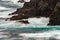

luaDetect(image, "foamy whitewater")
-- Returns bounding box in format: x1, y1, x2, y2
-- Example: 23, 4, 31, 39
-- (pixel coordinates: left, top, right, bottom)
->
0, 0, 60, 40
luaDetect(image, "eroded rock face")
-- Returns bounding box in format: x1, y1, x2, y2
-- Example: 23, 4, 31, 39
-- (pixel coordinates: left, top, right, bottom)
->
9, 0, 59, 25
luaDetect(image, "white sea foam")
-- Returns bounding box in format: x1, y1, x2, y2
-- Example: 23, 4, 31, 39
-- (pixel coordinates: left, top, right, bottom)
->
19, 30, 60, 39
24, 0, 30, 2
0, 8, 16, 18
0, 7, 11, 10
0, 35, 9, 38
2, 0, 19, 3
0, 17, 50, 27
28, 17, 49, 26
0, 21, 16, 27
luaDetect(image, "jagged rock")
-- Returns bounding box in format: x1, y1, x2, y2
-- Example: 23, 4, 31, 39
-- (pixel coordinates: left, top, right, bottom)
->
9, 0, 59, 25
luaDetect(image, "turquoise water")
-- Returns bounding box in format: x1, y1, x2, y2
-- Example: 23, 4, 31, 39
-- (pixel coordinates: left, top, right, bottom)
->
0, 25, 60, 34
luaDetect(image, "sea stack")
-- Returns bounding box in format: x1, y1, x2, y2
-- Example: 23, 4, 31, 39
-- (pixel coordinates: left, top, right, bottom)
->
9, 0, 60, 25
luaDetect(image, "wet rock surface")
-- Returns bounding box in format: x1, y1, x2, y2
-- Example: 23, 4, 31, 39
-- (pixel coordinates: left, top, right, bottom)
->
9, 0, 60, 25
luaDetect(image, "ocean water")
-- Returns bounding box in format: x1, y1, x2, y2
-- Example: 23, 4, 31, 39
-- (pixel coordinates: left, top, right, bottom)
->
0, 0, 60, 40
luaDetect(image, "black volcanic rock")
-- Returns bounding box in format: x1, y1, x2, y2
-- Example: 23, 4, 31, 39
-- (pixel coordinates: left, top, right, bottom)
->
9, 0, 59, 25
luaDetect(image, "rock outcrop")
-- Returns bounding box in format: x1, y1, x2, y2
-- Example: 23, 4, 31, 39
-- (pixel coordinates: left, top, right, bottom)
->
48, 2, 60, 25
8, 0, 60, 25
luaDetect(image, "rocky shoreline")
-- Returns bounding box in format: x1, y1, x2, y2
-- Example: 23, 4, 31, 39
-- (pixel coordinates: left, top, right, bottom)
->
9, 0, 60, 25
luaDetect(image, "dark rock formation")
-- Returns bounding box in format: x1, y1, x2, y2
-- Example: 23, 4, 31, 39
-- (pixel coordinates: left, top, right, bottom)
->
9, 0, 60, 25
48, 3, 60, 25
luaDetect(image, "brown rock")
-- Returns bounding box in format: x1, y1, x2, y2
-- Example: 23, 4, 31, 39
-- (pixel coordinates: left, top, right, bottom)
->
9, 0, 59, 24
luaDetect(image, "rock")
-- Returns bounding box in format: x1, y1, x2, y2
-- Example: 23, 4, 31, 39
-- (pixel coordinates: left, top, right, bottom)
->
48, 6, 60, 25
9, 0, 59, 24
